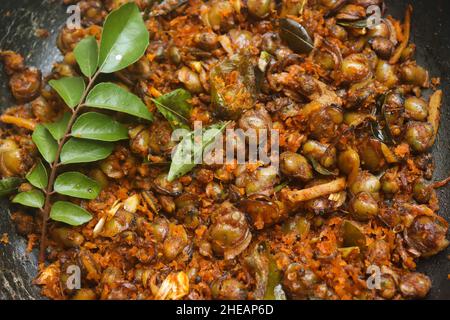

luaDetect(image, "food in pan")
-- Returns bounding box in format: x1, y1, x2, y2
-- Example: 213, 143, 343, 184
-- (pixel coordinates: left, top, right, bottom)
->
0, 0, 448, 300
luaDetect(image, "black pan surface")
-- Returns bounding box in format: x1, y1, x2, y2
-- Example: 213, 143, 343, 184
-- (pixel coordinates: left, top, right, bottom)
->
0, 0, 449, 300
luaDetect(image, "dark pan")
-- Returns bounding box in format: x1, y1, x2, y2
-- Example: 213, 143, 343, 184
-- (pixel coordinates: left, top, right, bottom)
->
0, 0, 449, 299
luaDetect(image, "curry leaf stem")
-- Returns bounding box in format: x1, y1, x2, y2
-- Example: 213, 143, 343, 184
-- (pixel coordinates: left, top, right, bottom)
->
38, 70, 100, 263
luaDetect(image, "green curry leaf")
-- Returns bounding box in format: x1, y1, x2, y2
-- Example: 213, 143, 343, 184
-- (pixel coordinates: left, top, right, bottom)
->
98, 2, 149, 73
54, 172, 100, 200
74, 36, 99, 77
50, 201, 93, 226
32, 125, 58, 164
12, 190, 45, 208
49, 77, 85, 109
26, 159, 48, 189
60, 138, 114, 164
85, 82, 153, 121
71, 112, 128, 141
43, 112, 71, 141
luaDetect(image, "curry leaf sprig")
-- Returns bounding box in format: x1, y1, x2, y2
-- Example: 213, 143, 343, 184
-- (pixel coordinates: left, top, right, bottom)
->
9, 3, 151, 262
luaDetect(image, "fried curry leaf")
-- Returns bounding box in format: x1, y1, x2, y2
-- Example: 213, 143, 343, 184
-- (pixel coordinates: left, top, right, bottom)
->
244, 242, 285, 300
152, 88, 192, 130
279, 18, 314, 54
0, 177, 24, 197
54, 172, 100, 200
26, 159, 48, 189
210, 54, 257, 120
32, 125, 58, 164
258, 51, 272, 73
86, 82, 153, 121
43, 112, 71, 141
50, 201, 92, 226
370, 93, 395, 144
168, 122, 229, 181
12, 190, 45, 208
60, 138, 114, 164
49, 77, 85, 109
74, 36, 99, 77
264, 255, 283, 300
98, 2, 149, 73
370, 119, 391, 143
309, 157, 338, 176
342, 220, 366, 250
337, 19, 368, 28
71, 112, 128, 141
274, 180, 290, 193
338, 246, 360, 258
